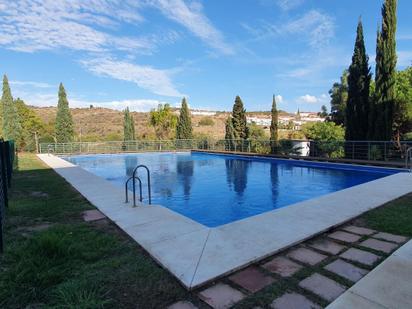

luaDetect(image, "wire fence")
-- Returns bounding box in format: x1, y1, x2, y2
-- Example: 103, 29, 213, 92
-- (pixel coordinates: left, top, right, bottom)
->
41, 139, 412, 167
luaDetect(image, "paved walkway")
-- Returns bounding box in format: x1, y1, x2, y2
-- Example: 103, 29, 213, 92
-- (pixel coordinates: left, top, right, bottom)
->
168, 225, 409, 308
327, 239, 412, 309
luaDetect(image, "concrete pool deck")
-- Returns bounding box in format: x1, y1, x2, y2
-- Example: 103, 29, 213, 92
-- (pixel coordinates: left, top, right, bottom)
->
37, 154, 412, 289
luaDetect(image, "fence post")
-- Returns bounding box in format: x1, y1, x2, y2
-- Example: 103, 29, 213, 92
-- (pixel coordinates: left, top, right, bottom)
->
367, 142, 370, 160
352, 142, 355, 159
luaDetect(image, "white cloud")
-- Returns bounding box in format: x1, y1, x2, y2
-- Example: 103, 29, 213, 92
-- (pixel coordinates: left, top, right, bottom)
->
283, 10, 335, 47
11, 87, 168, 111
298, 94, 328, 104
148, 0, 233, 55
299, 94, 318, 103
72, 99, 164, 111
10, 80, 54, 88
398, 51, 412, 67
81, 58, 184, 97
398, 34, 412, 41
0, 0, 151, 53
244, 10, 335, 48
275, 95, 283, 104
276, 0, 305, 11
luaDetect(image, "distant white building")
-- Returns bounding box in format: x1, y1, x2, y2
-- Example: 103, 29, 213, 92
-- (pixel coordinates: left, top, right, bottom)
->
191, 110, 216, 116
246, 116, 271, 126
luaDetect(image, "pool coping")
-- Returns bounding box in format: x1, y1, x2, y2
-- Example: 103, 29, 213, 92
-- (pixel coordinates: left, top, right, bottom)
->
37, 153, 412, 290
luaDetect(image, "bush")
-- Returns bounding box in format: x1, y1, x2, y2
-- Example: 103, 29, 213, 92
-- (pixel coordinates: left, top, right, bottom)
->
198, 117, 214, 126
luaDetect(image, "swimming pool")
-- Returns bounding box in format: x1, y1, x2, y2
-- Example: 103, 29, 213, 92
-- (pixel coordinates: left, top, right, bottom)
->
63, 152, 400, 227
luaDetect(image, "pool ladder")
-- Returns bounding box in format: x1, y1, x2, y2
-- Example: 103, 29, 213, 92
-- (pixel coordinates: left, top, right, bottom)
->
406, 147, 412, 172
125, 165, 152, 206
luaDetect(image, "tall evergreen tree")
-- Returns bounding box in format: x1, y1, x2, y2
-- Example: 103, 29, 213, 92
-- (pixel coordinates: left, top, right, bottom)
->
345, 19, 371, 140
54, 83, 74, 143
123, 107, 135, 141
176, 97, 193, 139
270, 95, 279, 153
329, 70, 349, 126
372, 0, 397, 140
2, 75, 22, 141
225, 116, 235, 150
231, 96, 249, 140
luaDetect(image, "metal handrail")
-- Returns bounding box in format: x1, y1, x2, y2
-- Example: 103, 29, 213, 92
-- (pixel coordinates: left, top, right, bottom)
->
125, 175, 142, 206
406, 147, 412, 171
125, 164, 152, 206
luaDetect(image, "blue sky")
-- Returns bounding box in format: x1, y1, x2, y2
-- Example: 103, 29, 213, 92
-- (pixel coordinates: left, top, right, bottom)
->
1, 0, 411, 113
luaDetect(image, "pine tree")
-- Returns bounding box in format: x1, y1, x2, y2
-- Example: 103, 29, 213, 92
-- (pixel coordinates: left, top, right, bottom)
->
2, 75, 22, 141
123, 107, 135, 141
176, 97, 193, 139
270, 95, 279, 153
372, 0, 397, 140
231, 96, 249, 140
346, 19, 371, 140
54, 83, 74, 143
225, 116, 235, 150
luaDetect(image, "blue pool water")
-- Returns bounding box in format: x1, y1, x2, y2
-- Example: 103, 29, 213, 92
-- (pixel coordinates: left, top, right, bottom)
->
63, 152, 400, 227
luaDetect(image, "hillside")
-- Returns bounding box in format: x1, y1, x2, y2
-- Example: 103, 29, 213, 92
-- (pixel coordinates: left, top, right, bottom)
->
32, 106, 231, 141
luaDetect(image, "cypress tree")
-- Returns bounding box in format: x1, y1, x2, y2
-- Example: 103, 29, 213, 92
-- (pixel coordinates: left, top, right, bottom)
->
2, 75, 22, 141
373, 0, 397, 140
176, 97, 193, 139
54, 83, 74, 143
123, 107, 135, 141
270, 95, 279, 153
231, 96, 249, 140
131, 114, 136, 140
345, 19, 371, 140
225, 116, 235, 150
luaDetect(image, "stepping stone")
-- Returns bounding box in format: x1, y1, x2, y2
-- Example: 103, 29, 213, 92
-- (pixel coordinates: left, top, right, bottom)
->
299, 273, 346, 302
360, 238, 398, 253
373, 232, 408, 244
270, 292, 321, 309
198, 283, 245, 309
82, 210, 106, 222
339, 248, 380, 266
262, 256, 303, 277
287, 247, 327, 266
342, 225, 376, 236
228, 266, 275, 293
168, 301, 198, 309
309, 239, 346, 255
324, 259, 368, 282
328, 231, 362, 243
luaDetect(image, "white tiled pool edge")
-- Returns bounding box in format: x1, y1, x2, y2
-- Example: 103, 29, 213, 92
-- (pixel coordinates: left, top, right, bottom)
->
327, 240, 412, 308
37, 154, 412, 289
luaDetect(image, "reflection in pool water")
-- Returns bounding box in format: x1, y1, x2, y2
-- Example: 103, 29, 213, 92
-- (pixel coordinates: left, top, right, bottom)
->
64, 152, 398, 227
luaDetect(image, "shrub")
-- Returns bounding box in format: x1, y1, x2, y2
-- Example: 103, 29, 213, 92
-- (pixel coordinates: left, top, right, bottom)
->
198, 117, 214, 126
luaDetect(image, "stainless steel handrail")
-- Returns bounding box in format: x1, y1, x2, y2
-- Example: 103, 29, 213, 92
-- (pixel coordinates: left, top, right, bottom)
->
125, 164, 152, 206
125, 175, 142, 206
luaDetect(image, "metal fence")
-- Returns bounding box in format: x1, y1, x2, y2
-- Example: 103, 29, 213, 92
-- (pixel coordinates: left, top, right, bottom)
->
0, 140, 15, 254
40, 139, 412, 167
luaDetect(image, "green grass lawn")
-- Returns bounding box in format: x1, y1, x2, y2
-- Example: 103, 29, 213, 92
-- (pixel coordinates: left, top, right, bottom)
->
0, 153, 411, 308
0, 154, 201, 309
361, 192, 412, 237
